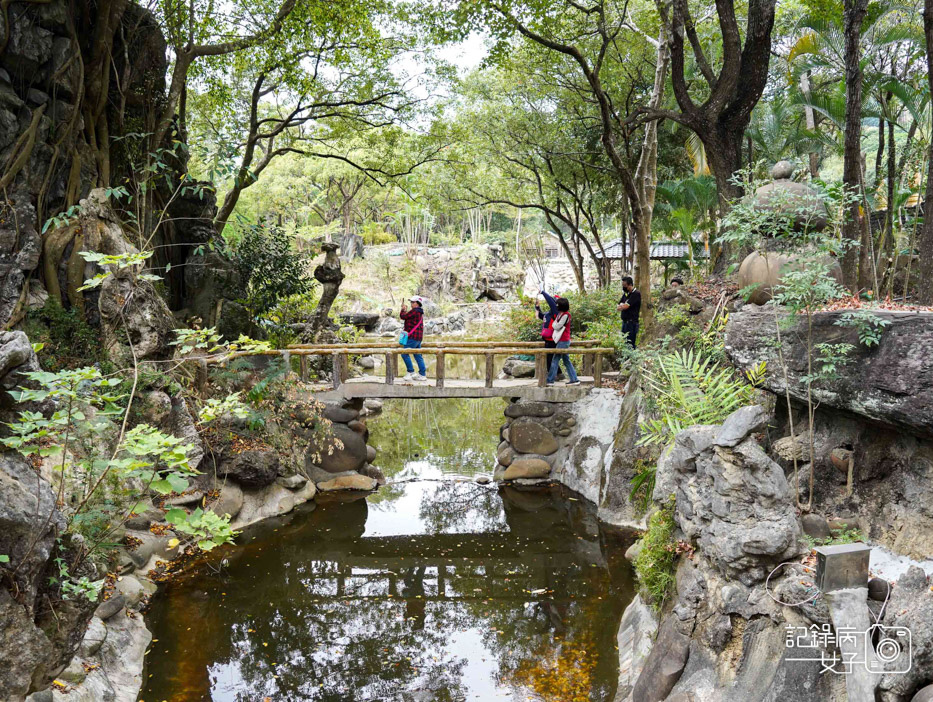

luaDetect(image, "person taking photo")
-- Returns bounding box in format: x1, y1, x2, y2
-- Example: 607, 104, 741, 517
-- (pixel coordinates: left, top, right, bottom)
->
399, 296, 427, 382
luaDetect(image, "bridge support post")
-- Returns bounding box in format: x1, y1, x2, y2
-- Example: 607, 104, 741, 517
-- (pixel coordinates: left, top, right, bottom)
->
582, 353, 594, 377
385, 352, 395, 385
331, 353, 344, 390
484, 353, 494, 388
594, 353, 603, 388
282, 350, 291, 375
535, 352, 547, 387
339, 352, 349, 384
436, 351, 445, 388
299, 354, 308, 382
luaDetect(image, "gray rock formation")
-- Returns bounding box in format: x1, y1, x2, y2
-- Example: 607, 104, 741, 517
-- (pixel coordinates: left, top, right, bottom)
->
654, 405, 802, 585
308, 421, 368, 474
0, 452, 98, 700
217, 449, 281, 488
496, 389, 650, 529
0, 452, 64, 609
42, 189, 176, 362
726, 307, 933, 439
728, 306, 933, 560
877, 567, 933, 701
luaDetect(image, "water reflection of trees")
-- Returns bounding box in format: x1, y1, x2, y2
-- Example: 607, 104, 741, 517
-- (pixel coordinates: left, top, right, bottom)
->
367, 399, 504, 478
141, 484, 635, 702
416, 481, 505, 533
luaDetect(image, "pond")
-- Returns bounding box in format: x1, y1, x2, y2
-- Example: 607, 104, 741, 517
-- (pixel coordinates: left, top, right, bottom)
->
139, 399, 636, 701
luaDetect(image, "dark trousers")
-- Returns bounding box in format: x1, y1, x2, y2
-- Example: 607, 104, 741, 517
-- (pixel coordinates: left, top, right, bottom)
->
622, 321, 639, 348
544, 339, 557, 373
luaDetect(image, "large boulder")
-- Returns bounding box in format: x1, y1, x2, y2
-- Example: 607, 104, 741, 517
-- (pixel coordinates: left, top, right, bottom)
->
502, 458, 551, 480
308, 422, 368, 474
0, 330, 44, 419
748, 161, 828, 232
502, 358, 536, 378
655, 405, 802, 585
737, 251, 842, 306
42, 190, 176, 362
337, 312, 380, 331
0, 452, 64, 607
726, 307, 933, 439
877, 567, 933, 700
0, 588, 50, 700
217, 449, 280, 488
0, 189, 41, 327
509, 419, 559, 456
168, 397, 203, 471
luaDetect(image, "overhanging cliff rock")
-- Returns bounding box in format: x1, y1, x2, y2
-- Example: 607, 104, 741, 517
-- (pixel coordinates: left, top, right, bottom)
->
724, 306, 933, 439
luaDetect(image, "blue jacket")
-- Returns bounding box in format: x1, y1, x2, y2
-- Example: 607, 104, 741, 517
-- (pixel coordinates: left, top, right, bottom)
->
536, 292, 558, 331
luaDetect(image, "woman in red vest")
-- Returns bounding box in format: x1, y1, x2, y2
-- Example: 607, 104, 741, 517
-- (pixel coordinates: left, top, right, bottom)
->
545, 298, 580, 386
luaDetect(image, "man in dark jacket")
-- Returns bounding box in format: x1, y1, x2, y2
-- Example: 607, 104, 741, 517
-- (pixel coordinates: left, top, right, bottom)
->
617, 276, 641, 348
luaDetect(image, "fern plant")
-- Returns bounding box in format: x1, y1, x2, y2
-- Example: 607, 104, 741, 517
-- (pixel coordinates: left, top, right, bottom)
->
638, 349, 765, 447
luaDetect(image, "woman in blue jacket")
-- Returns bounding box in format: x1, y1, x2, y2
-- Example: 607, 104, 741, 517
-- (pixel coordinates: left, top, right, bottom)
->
535, 290, 559, 376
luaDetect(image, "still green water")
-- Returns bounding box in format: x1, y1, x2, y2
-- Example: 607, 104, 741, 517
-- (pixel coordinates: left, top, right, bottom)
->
139, 399, 635, 701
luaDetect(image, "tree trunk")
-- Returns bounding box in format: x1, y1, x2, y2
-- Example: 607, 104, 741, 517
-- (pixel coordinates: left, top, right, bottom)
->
801, 71, 820, 177
884, 116, 896, 296
841, 0, 868, 291
918, 0, 933, 303
704, 128, 745, 272
630, 10, 671, 330
857, 156, 875, 293
874, 115, 885, 192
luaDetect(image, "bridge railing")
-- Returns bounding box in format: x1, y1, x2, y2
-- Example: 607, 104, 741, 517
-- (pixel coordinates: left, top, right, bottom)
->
195, 343, 614, 395
286, 339, 602, 349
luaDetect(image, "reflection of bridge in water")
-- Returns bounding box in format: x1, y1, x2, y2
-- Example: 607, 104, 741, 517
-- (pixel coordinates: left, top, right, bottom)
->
298, 530, 606, 602
142, 483, 636, 701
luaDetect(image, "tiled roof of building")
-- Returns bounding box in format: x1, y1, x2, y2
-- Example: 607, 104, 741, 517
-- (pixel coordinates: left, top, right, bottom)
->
595, 238, 710, 260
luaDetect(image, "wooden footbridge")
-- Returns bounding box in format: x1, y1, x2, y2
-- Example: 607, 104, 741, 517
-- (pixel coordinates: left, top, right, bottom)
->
195, 339, 616, 402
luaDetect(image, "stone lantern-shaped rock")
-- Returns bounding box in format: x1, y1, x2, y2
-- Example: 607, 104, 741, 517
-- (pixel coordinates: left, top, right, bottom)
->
737, 161, 840, 304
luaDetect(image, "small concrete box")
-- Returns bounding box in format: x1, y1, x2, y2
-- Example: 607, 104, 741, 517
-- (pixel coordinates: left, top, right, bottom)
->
814, 543, 870, 592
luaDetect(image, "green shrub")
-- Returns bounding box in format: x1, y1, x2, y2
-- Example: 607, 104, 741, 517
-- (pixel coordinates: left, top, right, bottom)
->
360, 222, 396, 245
504, 300, 544, 341
503, 286, 624, 345
803, 528, 864, 550
629, 460, 656, 514
229, 220, 315, 318
267, 290, 322, 327
638, 348, 765, 447
634, 504, 678, 610
562, 285, 622, 336
23, 302, 104, 371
